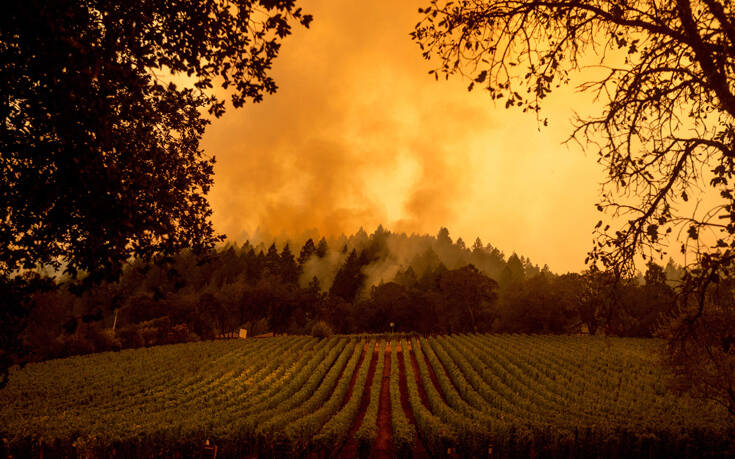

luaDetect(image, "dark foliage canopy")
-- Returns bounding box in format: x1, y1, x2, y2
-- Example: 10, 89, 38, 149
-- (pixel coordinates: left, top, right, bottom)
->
0, 0, 311, 385
1, 0, 312, 282
22, 229, 680, 366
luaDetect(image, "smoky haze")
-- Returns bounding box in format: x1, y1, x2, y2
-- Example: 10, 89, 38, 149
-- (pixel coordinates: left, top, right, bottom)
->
203, 0, 605, 273
242, 227, 519, 297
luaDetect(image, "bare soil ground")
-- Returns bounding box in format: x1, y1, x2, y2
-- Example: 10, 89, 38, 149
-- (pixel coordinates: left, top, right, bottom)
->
372, 347, 393, 459
340, 345, 367, 412
409, 347, 437, 407
397, 350, 430, 459
337, 345, 378, 458
422, 353, 448, 404
424, 348, 462, 401
256, 340, 446, 459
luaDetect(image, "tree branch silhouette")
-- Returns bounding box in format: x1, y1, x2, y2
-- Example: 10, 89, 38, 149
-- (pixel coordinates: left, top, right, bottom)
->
413, 0, 735, 414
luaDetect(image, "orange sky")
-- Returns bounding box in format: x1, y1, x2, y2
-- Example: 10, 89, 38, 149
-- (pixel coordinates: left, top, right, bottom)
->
202, 0, 606, 273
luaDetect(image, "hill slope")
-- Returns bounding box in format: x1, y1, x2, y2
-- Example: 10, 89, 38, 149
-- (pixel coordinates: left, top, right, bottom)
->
1, 335, 732, 457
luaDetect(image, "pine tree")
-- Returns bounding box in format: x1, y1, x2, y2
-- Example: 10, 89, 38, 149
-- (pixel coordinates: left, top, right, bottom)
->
316, 237, 328, 258
265, 243, 280, 277
437, 227, 452, 246
298, 238, 316, 265
308, 275, 322, 294
329, 249, 366, 302
394, 266, 418, 287
280, 244, 300, 284
500, 253, 525, 287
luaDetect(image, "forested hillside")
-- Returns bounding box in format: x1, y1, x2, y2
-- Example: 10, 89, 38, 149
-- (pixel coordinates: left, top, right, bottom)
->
22, 227, 686, 362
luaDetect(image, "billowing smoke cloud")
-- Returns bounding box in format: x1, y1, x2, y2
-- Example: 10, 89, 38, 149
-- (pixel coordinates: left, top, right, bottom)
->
203, 0, 605, 273
204, 0, 488, 238
300, 248, 346, 291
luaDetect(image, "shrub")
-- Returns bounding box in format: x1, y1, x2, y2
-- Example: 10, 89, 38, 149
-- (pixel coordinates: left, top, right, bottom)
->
116, 326, 144, 348
311, 320, 334, 338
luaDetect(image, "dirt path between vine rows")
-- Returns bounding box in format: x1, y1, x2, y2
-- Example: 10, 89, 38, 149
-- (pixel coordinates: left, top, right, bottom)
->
397, 349, 430, 459
372, 344, 393, 458
410, 341, 461, 459
420, 347, 448, 404
339, 344, 367, 412
424, 343, 463, 403
337, 344, 378, 458
409, 346, 439, 407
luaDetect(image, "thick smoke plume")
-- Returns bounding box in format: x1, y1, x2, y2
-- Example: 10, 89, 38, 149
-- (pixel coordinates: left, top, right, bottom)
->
203, 0, 604, 273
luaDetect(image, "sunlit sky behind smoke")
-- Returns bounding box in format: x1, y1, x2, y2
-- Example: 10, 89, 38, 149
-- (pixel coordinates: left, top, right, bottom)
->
203, 0, 606, 273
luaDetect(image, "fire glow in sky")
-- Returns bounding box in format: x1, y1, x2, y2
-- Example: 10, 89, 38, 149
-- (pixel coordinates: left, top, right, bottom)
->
204, 0, 605, 273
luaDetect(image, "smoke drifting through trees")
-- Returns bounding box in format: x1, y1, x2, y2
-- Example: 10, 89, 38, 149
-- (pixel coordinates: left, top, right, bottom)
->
244, 226, 511, 297
203, 0, 603, 275
18, 225, 686, 365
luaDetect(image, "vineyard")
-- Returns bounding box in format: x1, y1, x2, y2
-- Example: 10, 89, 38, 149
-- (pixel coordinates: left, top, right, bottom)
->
1, 334, 733, 458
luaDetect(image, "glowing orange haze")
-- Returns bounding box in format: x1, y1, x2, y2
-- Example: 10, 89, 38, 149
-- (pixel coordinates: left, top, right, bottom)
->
202, 0, 605, 273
